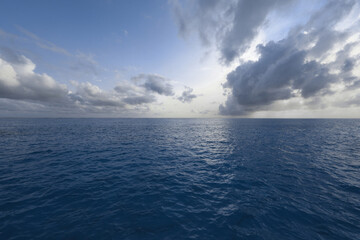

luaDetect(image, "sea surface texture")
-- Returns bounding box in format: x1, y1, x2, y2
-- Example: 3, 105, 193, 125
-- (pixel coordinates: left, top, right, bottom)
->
0, 119, 359, 239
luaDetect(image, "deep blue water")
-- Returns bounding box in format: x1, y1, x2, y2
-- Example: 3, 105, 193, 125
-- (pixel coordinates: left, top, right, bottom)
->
0, 118, 360, 239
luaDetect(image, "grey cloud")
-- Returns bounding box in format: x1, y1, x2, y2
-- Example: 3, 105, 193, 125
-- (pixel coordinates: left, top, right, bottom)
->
331, 42, 360, 80
304, 1, 356, 59
68, 78, 168, 110
171, 0, 190, 38
171, 0, 231, 46
342, 59, 355, 72
219, 0, 360, 115
309, 30, 347, 58
0, 98, 71, 118
1, 28, 175, 115
347, 80, 360, 90
220, 40, 357, 115
72, 74, 176, 109
123, 95, 155, 105
71, 82, 124, 107
172, 0, 294, 63
219, 95, 256, 116
305, 0, 356, 30
132, 74, 174, 96
173, 0, 360, 115
0, 47, 27, 64
178, 87, 197, 103
220, 0, 294, 63
114, 83, 136, 94
115, 73, 176, 105
0, 48, 176, 116
344, 94, 360, 106
191, 108, 211, 115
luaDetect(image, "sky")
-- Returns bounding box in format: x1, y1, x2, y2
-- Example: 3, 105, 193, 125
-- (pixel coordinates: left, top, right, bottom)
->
0, 0, 360, 118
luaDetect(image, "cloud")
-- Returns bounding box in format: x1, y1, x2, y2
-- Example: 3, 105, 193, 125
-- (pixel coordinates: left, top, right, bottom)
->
70, 77, 172, 109
71, 73, 176, 109
0, 29, 18, 40
219, 0, 295, 64
220, 1, 360, 115
219, 39, 342, 115
131, 74, 174, 96
0, 47, 181, 116
344, 93, 360, 106
70, 82, 124, 107
173, 0, 360, 116
178, 86, 197, 103
171, 0, 228, 46
114, 81, 157, 105
15, 25, 71, 56
0, 48, 69, 102
123, 95, 155, 105
171, 0, 294, 63
9, 26, 102, 77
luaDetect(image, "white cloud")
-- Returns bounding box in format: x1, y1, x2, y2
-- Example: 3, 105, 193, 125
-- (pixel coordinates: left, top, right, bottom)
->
0, 48, 196, 116
0, 51, 68, 102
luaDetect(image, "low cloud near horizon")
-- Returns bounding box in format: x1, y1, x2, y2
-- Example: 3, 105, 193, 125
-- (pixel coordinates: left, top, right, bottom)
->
0, 47, 193, 117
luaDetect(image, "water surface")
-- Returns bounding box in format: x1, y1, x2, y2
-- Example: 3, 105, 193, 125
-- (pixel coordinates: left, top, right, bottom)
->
0, 119, 359, 239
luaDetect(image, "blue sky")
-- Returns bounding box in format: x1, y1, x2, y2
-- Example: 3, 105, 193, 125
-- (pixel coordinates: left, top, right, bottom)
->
0, 0, 185, 83
0, 0, 360, 117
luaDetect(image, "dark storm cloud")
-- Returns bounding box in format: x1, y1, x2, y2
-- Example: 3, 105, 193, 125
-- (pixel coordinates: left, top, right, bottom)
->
178, 87, 197, 103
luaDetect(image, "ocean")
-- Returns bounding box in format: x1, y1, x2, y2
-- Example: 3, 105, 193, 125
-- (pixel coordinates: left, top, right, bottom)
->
0, 118, 359, 239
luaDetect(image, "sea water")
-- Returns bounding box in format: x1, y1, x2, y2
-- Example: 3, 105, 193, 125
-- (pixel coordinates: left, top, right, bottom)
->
0, 118, 359, 239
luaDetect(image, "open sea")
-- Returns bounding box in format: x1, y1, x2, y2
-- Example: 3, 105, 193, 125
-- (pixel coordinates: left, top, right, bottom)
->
0, 118, 359, 239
